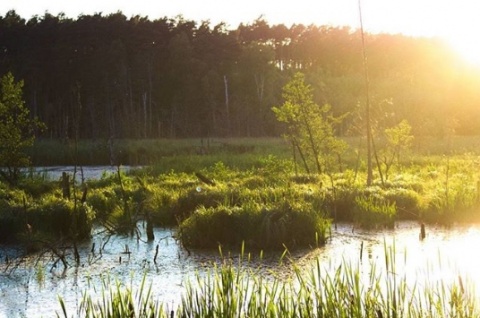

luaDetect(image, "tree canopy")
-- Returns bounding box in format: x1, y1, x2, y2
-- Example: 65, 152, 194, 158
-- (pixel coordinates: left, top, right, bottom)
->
273, 72, 347, 174
0, 72, 44, 185
1, 10, 479, 140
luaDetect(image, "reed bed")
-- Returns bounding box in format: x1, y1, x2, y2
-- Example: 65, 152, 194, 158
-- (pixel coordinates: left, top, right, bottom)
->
58, 275, 167, 318
60, 243, 479, 318
4, 150, 480, 245
180, 245, 479, 317
5, 136, 480, 245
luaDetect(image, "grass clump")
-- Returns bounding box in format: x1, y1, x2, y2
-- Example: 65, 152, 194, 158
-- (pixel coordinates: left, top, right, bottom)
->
0, 184, 95, 244
27, 194, 95, 240
178, 198, 330, 250
59, 275, 168, 318
6, 138, 480, 247
353, 195, 396, 229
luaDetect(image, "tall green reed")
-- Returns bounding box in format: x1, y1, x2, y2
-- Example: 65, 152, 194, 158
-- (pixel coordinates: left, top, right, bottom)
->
353, 195, 396, 229
178, 242, 479, 317
58, 274, 168, 318
58, 241, 479, 317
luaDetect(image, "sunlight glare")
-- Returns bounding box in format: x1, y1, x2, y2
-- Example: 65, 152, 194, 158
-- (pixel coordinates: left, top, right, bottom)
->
440, 10, 480, 68
447, 36, 480, 67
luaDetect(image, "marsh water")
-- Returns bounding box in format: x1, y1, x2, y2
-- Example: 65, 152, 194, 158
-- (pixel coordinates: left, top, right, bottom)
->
2, 221, 480, 317
2, 167, 480, 317
25, 165, 136, 181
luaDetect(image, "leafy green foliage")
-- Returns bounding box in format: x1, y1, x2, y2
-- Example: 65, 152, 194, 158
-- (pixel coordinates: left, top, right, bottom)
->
377, 119, 414, 183
1, 11, 479, 140
0, 72, 45, 185
273, 72, 348, 174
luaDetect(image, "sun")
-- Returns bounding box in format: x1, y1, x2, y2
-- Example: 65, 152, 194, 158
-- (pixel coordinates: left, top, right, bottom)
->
437, 17, 480, 67
446, 36, 480, 67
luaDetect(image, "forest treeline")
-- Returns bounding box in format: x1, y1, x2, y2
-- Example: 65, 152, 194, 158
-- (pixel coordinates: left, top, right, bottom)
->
1, 10, 480, 139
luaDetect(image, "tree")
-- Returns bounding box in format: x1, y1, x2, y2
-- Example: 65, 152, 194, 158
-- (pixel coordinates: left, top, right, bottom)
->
272, 72, 347, 174
234, 41, 278, 136
378, 119, 414, 182
0, 72, 45, 185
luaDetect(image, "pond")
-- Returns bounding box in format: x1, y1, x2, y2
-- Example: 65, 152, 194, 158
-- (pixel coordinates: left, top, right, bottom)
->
25, 165, 137, 181
2, 221, 480, 317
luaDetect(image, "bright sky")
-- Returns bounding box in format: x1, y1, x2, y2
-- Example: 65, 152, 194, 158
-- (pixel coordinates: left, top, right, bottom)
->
2, 0, 480, 64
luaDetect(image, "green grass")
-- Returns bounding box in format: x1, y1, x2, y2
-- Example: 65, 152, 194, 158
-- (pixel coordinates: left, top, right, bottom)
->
4, 136, 480, 246
59, 275, 167, 318
60, 243, 480, 317
25, 135, 480, 167
353, 195, 396, 229
3, 153, 480, 246
27, 137, 291, 166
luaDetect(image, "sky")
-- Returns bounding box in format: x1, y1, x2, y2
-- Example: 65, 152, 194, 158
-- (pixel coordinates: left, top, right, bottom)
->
2, 0, 480, 64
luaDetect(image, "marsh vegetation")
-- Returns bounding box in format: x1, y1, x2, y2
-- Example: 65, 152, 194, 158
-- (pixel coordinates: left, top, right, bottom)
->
2, 15, 480, 313
1, 136, 480, 316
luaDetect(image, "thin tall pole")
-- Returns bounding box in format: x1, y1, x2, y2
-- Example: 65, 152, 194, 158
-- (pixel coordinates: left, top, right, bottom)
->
358, 0, 373, 186
224, 75, 231, 136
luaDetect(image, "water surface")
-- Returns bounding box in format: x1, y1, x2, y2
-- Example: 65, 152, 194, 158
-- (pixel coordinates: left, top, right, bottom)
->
1, 221, 480, 317
27, 165, 136, 181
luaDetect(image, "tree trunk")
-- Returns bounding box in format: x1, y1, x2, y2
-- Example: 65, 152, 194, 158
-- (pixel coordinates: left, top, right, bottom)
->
359, 0, 373, 186
224, 75, 231, 136
143, 92, 147, 138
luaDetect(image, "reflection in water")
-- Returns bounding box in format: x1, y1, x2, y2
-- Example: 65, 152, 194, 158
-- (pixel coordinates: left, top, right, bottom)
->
1, 221, 480, 317
26, 166, 136, 181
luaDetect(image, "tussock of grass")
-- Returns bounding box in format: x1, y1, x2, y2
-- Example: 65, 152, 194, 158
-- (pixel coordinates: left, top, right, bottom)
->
6, 138, 480, 245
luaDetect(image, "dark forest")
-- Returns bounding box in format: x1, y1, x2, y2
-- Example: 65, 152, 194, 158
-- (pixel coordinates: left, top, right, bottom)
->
1, 10, 479, 140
